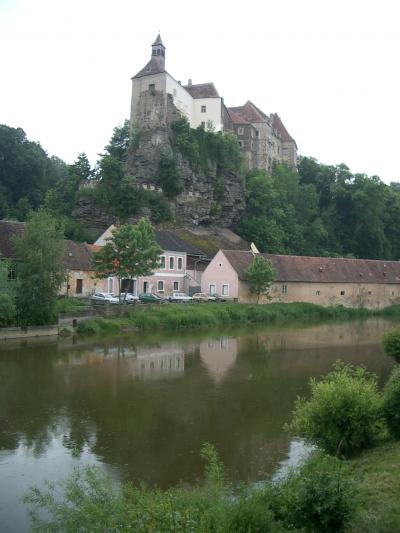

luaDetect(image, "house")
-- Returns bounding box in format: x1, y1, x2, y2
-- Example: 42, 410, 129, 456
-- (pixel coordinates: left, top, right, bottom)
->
130, 34, 297, 172
0, 220, 98, 298
201, 249, 400, 309
93, 225, 207, 296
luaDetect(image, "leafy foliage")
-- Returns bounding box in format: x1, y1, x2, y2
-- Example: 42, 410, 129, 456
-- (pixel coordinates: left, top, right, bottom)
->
0, 293, 16, 326
12, 210, 66, 325
92, 219, 162, 299
238, 157, 400, 260
383, 365, 400, 439
381, 327, 400, 362
0, 125, 68, 219
246, 255, 275, 303
156, 155, 183, 198
289, 362, 385, 457
271, 452, 357, 532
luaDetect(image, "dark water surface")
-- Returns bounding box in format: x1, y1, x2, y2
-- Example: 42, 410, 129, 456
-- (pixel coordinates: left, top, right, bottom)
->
0, 318, 396, 532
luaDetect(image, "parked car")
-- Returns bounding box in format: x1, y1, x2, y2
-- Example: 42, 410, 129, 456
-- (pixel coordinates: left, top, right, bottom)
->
168, 292, 192, 303
91, 292, 120, 305
138, 293, 167, 304
192, 293, 217, 302
116, 292, 139, 303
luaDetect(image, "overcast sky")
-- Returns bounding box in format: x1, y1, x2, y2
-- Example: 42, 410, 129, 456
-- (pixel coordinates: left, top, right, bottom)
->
1, 0, 399, 182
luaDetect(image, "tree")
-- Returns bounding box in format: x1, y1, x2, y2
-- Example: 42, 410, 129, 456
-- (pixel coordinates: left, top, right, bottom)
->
12, 210, 66, 326
245, 255, 275, 303
92, 219, 162, 301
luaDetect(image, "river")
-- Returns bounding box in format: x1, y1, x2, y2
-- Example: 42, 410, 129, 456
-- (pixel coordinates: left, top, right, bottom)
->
0, 317, 396, 532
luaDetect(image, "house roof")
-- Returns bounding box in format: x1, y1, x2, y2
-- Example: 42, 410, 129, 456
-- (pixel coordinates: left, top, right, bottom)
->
155, 230, 204, 255
228, 100, 269, 124
0, 220, 94, 271
63, 240, 94, 271
222, 250, 400, 285
183, 82, 220, 99
227, 109, 249, 125
0, 220, 25, 259
271, 113, 296, 146
132, 55, 166, 79
152, 33, 165, 47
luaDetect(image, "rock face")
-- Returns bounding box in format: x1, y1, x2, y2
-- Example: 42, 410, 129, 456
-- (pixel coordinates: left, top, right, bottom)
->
71, 199, 115, 238
126, 91, 245, 227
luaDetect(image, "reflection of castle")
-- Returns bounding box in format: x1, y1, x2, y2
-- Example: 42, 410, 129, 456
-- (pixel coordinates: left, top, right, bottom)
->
200, 336, 237, 383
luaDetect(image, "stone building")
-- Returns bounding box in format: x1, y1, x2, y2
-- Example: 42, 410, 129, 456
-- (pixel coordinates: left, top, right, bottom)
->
130, 34, 297, 173
201, 249, 400, 309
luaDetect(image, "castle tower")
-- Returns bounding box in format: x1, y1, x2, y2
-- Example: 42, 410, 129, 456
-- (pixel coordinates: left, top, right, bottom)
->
151, 33, 166, 69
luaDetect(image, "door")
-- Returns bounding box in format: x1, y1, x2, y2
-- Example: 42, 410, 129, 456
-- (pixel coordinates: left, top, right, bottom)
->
143, 281, 149, 294
76, 279, 83, 294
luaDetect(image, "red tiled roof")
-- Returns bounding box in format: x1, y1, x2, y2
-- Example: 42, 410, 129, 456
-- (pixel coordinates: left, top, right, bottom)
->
227, 109, 249, 125
222, 250, 400, 285
271, 113, 296, 144
228, 101, 268, 124
183, 83, 220, 98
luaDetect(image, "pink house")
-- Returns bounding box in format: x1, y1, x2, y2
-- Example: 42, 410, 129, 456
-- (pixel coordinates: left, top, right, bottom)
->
94, 225, 206, 297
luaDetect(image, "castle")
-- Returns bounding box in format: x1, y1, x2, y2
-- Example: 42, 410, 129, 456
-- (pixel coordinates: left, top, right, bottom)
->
130, 34, 297, 173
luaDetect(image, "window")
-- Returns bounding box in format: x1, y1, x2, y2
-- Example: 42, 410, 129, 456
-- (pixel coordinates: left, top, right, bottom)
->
201, 105, 206, 113
157, 280, 164, 292
282, 284, 288, 294
76, 279, 83, 294
160, 255, 166, 269
209, 284, 216, 295
169, 256, 174, 270
316, 290, 320, 296
238, 127, 244, 135
340, 290, 345, 295
201, 121, 206, 128
255, 130, 259, 137
7, 265, 16, 281
143, 281, 149, 293
368, 291, 372, 295
173, 281, 179, 291
238, 140, 243, 147
177, 257, 183, 270
148, 83, 155, 91
222, 284, 229, 296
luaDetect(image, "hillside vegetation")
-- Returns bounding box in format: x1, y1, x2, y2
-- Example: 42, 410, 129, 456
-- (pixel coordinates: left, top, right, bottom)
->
2, 121, 400, 260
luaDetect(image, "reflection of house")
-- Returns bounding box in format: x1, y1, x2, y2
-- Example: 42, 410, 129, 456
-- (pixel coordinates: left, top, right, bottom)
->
200, 336, 237, 383
94, 225, 207, 296
201, 249, 400, 309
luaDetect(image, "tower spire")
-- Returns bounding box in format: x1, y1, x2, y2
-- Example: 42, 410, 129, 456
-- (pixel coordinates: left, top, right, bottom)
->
151, 33, 166, 68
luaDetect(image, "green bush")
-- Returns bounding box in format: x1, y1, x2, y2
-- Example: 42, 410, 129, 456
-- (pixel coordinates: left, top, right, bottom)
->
382, 327, 400, 362
383, 365, 400, 439
0, 293, 16, 326
272, 453, 357, 532
289, 362, 385, 457
76, 318, 120, 335
227, 489, 283, 533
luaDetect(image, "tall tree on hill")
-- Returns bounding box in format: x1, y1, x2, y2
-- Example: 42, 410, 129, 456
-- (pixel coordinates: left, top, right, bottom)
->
12, 210, 66, 325
92, 218, 162, 301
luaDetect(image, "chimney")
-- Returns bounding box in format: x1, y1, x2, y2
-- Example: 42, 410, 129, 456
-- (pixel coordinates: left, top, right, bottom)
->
188, 79, 192, 86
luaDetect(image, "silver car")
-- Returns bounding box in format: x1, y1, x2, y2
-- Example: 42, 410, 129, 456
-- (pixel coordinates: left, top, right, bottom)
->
91, 292, 120, 304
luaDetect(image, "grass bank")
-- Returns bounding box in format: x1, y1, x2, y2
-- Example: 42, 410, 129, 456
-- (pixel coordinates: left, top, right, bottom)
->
77, 302, 400, 335
349, 441, 400, 532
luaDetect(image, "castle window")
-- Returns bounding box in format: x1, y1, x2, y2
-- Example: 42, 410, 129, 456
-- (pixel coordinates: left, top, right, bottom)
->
340, 290, 345, 295
316, 290, 320, 295
201, 105, 206, 113
238, 140, 243, 147
238, 127, 244, 135
148, 83, 155, 92
282, 284, 288, 294
255, 130, 259, 137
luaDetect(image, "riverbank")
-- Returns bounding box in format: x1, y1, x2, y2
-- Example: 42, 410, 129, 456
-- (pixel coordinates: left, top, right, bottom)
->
23, 440, 400, 532
76, 302, 400, 334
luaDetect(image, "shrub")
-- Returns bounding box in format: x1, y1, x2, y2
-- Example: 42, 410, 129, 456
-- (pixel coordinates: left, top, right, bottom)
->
0, 293, 16, 326
272, 453, 357, 532
382, 327, 400, 362
227, 489, 283, 533
383, 365, 400, 439
289, 362, 385, 457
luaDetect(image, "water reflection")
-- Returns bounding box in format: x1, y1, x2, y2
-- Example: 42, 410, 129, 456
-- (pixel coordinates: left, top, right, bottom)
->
0, 317, 396, 532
